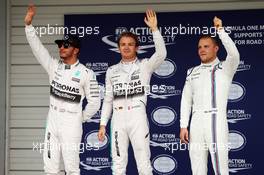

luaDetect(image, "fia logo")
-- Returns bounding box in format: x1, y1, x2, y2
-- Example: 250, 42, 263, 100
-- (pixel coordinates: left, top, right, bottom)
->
115, 27, 128, 36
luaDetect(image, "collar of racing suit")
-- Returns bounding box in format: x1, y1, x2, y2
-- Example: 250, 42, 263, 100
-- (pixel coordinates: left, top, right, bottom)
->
119, 57, 138, 74
59, 59, 80, 69
120, 57, 138, 64
200, 57, 220, 68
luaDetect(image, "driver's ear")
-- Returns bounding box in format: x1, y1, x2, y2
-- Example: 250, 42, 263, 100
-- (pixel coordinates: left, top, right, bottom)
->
74, 48, 80, 55
215, 45, 219, 52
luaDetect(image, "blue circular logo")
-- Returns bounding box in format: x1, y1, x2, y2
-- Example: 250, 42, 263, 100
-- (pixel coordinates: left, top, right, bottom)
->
228, 81, 246, 102
151, 106, 177, 127
84, 130, 109, 151
152, 154, 178, 174
228, 130, 247, 152
154, 59, 177, 78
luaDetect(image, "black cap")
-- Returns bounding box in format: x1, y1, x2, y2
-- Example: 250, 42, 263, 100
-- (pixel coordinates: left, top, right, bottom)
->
55, 34, 81, 48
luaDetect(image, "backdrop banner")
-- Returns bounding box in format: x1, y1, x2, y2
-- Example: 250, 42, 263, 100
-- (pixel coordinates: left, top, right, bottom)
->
65, 9, 263, 175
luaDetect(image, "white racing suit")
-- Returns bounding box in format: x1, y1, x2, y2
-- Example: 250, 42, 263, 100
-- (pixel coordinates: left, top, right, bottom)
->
180, 29, 240, 175
100, 30, 167, 175
25, 24, 100, 175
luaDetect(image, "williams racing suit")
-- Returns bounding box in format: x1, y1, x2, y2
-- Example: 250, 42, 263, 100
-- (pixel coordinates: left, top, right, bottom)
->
180, 29, 240, 175
100, 30, 167, 175
25, 24, 100, 175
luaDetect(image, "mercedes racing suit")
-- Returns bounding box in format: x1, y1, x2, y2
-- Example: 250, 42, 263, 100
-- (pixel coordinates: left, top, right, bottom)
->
180, 29, 240, 175
25, 24, 100, 175
100, 30, 167, 175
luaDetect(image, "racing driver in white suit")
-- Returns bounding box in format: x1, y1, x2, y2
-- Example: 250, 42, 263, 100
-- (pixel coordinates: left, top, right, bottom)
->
180, 17, 240, 175
98, 10, 167, 175
24, 4, 100, 175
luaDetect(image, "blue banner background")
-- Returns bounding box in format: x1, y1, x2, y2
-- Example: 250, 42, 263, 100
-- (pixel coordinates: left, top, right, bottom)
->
65, 9, 263, 175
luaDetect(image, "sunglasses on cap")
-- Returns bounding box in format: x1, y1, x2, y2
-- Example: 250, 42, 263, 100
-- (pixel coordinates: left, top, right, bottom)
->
57, 42, 73, 49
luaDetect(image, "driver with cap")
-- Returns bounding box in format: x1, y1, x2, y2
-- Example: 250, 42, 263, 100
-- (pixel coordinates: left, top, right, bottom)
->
24, 4, 100, 175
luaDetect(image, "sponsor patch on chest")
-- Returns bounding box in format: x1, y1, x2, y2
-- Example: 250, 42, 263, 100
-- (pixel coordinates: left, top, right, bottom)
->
131, 74, 139, 80
191, 73, 200, 80
72, 77, 80, 83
